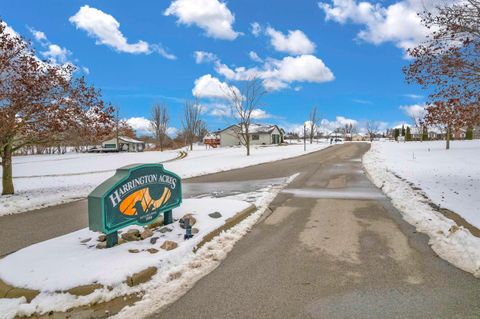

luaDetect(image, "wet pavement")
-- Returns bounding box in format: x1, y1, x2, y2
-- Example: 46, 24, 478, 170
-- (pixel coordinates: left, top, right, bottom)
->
151, 143, 480, 319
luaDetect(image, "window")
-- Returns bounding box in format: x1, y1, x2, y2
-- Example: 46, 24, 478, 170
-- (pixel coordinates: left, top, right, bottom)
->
252, 134, 260, 140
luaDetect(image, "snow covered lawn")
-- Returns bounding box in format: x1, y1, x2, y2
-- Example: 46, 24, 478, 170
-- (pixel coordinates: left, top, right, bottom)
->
0, 142, 329, 216
363, 140, 480, 277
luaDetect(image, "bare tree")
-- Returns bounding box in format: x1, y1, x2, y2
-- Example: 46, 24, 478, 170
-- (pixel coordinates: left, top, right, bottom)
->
182, 98, 201, 151
366, 121, 380, 142
342, 123, 356, 141
150, 103, 169, 151
309, 106, 319, 144
196, 119, 209, 142
225, 77, 267, 156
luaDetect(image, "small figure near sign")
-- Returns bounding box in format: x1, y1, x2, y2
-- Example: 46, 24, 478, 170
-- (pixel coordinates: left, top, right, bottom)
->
88, 164, 182, 248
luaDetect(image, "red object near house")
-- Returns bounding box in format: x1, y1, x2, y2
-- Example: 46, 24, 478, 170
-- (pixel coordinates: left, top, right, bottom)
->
204, 137, 220, 148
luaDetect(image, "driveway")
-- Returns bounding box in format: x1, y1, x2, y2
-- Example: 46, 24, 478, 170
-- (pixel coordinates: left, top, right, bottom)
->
151, 143, 480, 319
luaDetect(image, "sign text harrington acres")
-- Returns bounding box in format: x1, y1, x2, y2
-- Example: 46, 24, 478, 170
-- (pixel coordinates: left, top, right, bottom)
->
109, 173, 178, 208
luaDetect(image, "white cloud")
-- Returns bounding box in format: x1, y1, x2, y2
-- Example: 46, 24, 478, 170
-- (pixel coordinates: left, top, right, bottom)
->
126, 116, 178, 137
152, 45, 177, 60
70, 5, 175, 59
251, 109, 272, 119
318, 0, 437, 53
82, 66, 90, 74
265, 27, 316, 55
166, 127, 179, 137
192, 74, 239, 99
194, 51, 218, 64
249, 51, 263, 63
215, 54, 334, 91
125, 117, 152, 135
164, 0, 240, 40
28, 27, 47, 42
250, 22, 262, 37
41, 44, 71, 64
404, 93, 423, 99
400, 104, 426, 119
208, 103, 232, 117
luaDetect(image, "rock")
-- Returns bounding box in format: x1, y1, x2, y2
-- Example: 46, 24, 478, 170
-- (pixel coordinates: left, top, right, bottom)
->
97, 235, 106, 242
80, 238, 91, 244
179, 214, 196, 229
118, 238, 126, 245
192, 228, 199, 234
449, 225, 460, 234
150, 237, 159, 245
160, 240, 178, 251
168, 272, 182, 281
128, 249, 140, 254
127, 229, 140, 236
140, 229, 154, 240
147, 248, 159, 254
208, 212, 222, 219
159, 227, 172, 233
67, 283, 103, 296
127, 267, 157, 287
96, 242, 107, 249
121, 229, 141, 241
146, 217, 164, 229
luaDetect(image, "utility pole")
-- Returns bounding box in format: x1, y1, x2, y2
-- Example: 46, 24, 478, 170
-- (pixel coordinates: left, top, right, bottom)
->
303, 123, 306, 152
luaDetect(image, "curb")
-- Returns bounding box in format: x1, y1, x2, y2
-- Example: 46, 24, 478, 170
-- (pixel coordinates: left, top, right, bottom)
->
194, 204, 257, 253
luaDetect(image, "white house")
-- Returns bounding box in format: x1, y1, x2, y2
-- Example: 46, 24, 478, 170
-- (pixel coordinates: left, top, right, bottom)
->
101, 136, 145, 152
206, 124, 284, 147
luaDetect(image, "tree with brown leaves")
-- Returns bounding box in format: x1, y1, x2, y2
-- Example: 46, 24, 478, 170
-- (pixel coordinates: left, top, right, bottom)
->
404, 0, 480, 149
0, 21, 114, 195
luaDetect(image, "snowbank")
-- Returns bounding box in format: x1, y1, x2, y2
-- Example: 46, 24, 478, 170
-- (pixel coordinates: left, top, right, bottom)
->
0, 198, 250, 317
1, 143, 329, 216
363, 140, 480, 277
0, 198, 250, 291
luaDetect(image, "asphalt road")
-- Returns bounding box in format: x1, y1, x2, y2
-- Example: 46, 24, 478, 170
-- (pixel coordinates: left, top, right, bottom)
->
150, 143, 480, 319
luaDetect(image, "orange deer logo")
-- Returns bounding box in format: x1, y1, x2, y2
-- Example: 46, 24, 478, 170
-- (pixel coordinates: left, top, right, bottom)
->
119, 187, 171, 217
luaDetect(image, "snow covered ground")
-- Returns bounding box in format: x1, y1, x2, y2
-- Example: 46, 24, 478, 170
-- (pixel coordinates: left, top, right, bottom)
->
363, 140, 480, 277
0, 176, 295, 318
0, 142, 329, 216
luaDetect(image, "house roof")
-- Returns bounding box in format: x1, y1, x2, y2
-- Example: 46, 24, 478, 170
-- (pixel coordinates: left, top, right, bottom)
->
215, 123, 282, 135
118, 136, 144, 144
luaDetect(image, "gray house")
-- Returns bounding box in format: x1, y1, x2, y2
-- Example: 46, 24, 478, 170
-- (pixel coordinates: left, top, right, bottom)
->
206, 124, 284, 147
101, 136, 145, 152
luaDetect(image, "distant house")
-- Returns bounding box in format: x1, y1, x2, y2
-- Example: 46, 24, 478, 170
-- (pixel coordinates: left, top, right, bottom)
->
205, 124, 284, 147
101, 136, 145, 152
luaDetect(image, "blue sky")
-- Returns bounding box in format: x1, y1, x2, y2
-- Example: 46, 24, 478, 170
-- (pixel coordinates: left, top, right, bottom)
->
0, 0, 432, 135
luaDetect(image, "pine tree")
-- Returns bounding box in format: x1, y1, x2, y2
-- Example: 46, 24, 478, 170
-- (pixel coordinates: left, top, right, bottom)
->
466, 128, 473, 140
406, 126, 412, 141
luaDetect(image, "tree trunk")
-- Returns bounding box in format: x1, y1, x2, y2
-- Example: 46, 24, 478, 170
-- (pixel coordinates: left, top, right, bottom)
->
246, 130, 250, 156
2, 144, 14, 195
446, 126, 451, 150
